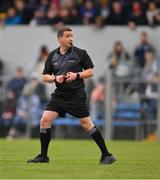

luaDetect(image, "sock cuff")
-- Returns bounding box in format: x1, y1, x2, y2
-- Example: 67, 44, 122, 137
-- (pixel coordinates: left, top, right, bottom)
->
40, 128, 51, 134
40, 128, 47, 133
88, 126, 97, 135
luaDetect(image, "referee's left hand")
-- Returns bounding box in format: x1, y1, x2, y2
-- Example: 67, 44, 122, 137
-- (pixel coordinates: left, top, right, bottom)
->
66, 72, 77, 83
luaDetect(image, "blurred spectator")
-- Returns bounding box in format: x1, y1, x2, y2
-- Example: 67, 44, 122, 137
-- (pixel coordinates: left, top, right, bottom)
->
51, 0, 60, 8
35, 45, 49, 76
6, 67, 27, 100
62, 0, 81, 24
30, 8, 48, 25
138, 49, 158, 95
46, 4, 75, 28
14, 0, 25, 24
128, 1, 148, 29
22, 73, 47, 104
39, 0, 50, 13
108, 41, 134, 94
141, 73, 159, 120
146, 1, 160, 27
14, 0, 34, 25
20, 0, 39, 24
145, 73, 159, 99
108, 41, 133, 78
91, 77, 105, 119
97, 0, 109, 19
80, 0, 98, 25
58, 6, 74, 25
1, 90, 16, 136
4, 7, 22, 25
142, 49, 158, 82
134, 32, 155, 69
46, 3, 60, 25
92, 0, 109, 28
105, 1, 127, 25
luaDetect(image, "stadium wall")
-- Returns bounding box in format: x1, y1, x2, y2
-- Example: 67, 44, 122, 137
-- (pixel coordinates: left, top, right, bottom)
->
0, 26, 160, 80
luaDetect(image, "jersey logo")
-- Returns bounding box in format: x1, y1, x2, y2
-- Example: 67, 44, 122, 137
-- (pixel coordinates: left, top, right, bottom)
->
53, 62, 58, 65
68, 60, 76, 63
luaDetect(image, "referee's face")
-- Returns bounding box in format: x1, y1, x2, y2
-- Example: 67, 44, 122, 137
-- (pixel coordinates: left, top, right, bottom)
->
58, 31, 73, 49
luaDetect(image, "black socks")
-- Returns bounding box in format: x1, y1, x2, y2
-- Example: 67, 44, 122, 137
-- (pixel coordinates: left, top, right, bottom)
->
39, 126, 110, 158
40, 128, 51, 157
89, 126, 111, 157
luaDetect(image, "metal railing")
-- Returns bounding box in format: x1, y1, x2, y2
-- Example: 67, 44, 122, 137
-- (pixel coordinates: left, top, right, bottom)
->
104, 69, 160, 141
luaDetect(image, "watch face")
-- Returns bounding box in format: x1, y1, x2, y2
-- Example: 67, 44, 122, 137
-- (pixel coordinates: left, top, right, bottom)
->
77, 73, 80, 79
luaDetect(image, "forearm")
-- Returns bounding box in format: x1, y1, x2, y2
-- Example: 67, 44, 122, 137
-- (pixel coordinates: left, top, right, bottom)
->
42, 74, 55, 83
78, 68, 94, 79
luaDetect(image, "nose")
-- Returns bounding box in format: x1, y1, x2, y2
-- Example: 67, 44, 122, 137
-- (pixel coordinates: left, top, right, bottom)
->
70, 36, 73, 42
69, 34, 73, 40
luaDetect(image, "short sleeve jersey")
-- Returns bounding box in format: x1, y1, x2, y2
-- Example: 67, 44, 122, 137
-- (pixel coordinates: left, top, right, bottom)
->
43, 46, 94, 91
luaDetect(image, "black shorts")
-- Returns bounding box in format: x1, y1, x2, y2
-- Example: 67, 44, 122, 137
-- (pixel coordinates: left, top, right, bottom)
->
45, 88, 89, 118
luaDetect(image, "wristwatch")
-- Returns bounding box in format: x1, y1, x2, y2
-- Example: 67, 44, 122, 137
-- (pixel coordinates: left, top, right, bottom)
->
77, 73, 80, 80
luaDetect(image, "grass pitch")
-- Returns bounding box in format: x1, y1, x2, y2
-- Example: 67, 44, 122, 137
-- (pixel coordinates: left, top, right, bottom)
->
0, 139, 160, 179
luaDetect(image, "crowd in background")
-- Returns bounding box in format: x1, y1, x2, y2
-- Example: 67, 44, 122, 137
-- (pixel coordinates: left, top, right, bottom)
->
0, 30, 159, 138
0, 0, 160, 29
0, 44, 50, 138
92, 31, 159, 120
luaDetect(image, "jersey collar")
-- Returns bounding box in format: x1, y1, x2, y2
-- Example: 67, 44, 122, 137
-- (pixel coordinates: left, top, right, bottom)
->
56, 46, 73, 55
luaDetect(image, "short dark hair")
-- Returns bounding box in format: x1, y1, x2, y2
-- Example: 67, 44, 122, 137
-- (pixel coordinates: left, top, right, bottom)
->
57, 27, 72, 37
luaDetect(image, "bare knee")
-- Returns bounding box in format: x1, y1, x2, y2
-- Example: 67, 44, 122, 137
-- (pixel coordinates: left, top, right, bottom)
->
80, 117, 94, 132
40, 112, 52, 129
40, 111, 58, 129
40, 117, 51, 129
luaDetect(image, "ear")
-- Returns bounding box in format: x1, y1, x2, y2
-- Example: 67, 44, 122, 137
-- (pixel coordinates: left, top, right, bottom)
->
57, 37, 61, 43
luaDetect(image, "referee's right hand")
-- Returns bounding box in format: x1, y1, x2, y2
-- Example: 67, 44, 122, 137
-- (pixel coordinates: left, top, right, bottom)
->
55, 75, 65, 84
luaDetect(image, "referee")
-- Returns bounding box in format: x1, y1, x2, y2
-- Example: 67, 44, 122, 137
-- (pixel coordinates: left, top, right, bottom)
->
27, 27, 116, 165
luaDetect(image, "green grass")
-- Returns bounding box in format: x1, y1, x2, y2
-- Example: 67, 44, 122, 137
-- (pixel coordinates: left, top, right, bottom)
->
0, 139, 160, 179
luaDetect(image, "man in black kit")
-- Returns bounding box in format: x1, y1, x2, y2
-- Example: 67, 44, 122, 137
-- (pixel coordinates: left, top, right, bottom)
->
27, 27, 116, 165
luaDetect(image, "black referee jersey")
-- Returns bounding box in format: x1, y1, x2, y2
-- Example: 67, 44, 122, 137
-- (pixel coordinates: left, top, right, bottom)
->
43, 46, 94, 91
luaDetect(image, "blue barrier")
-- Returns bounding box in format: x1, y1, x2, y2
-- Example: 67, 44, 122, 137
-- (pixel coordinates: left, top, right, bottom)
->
115, 102, 141, 111
53, 118, 104, 126
53, 118, 143, 127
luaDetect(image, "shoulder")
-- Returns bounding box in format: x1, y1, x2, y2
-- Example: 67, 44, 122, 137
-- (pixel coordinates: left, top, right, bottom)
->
49, 49, 58, 56
46, 49, 58, 61
73, 46, 88, 58
73, 46, 86, 53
